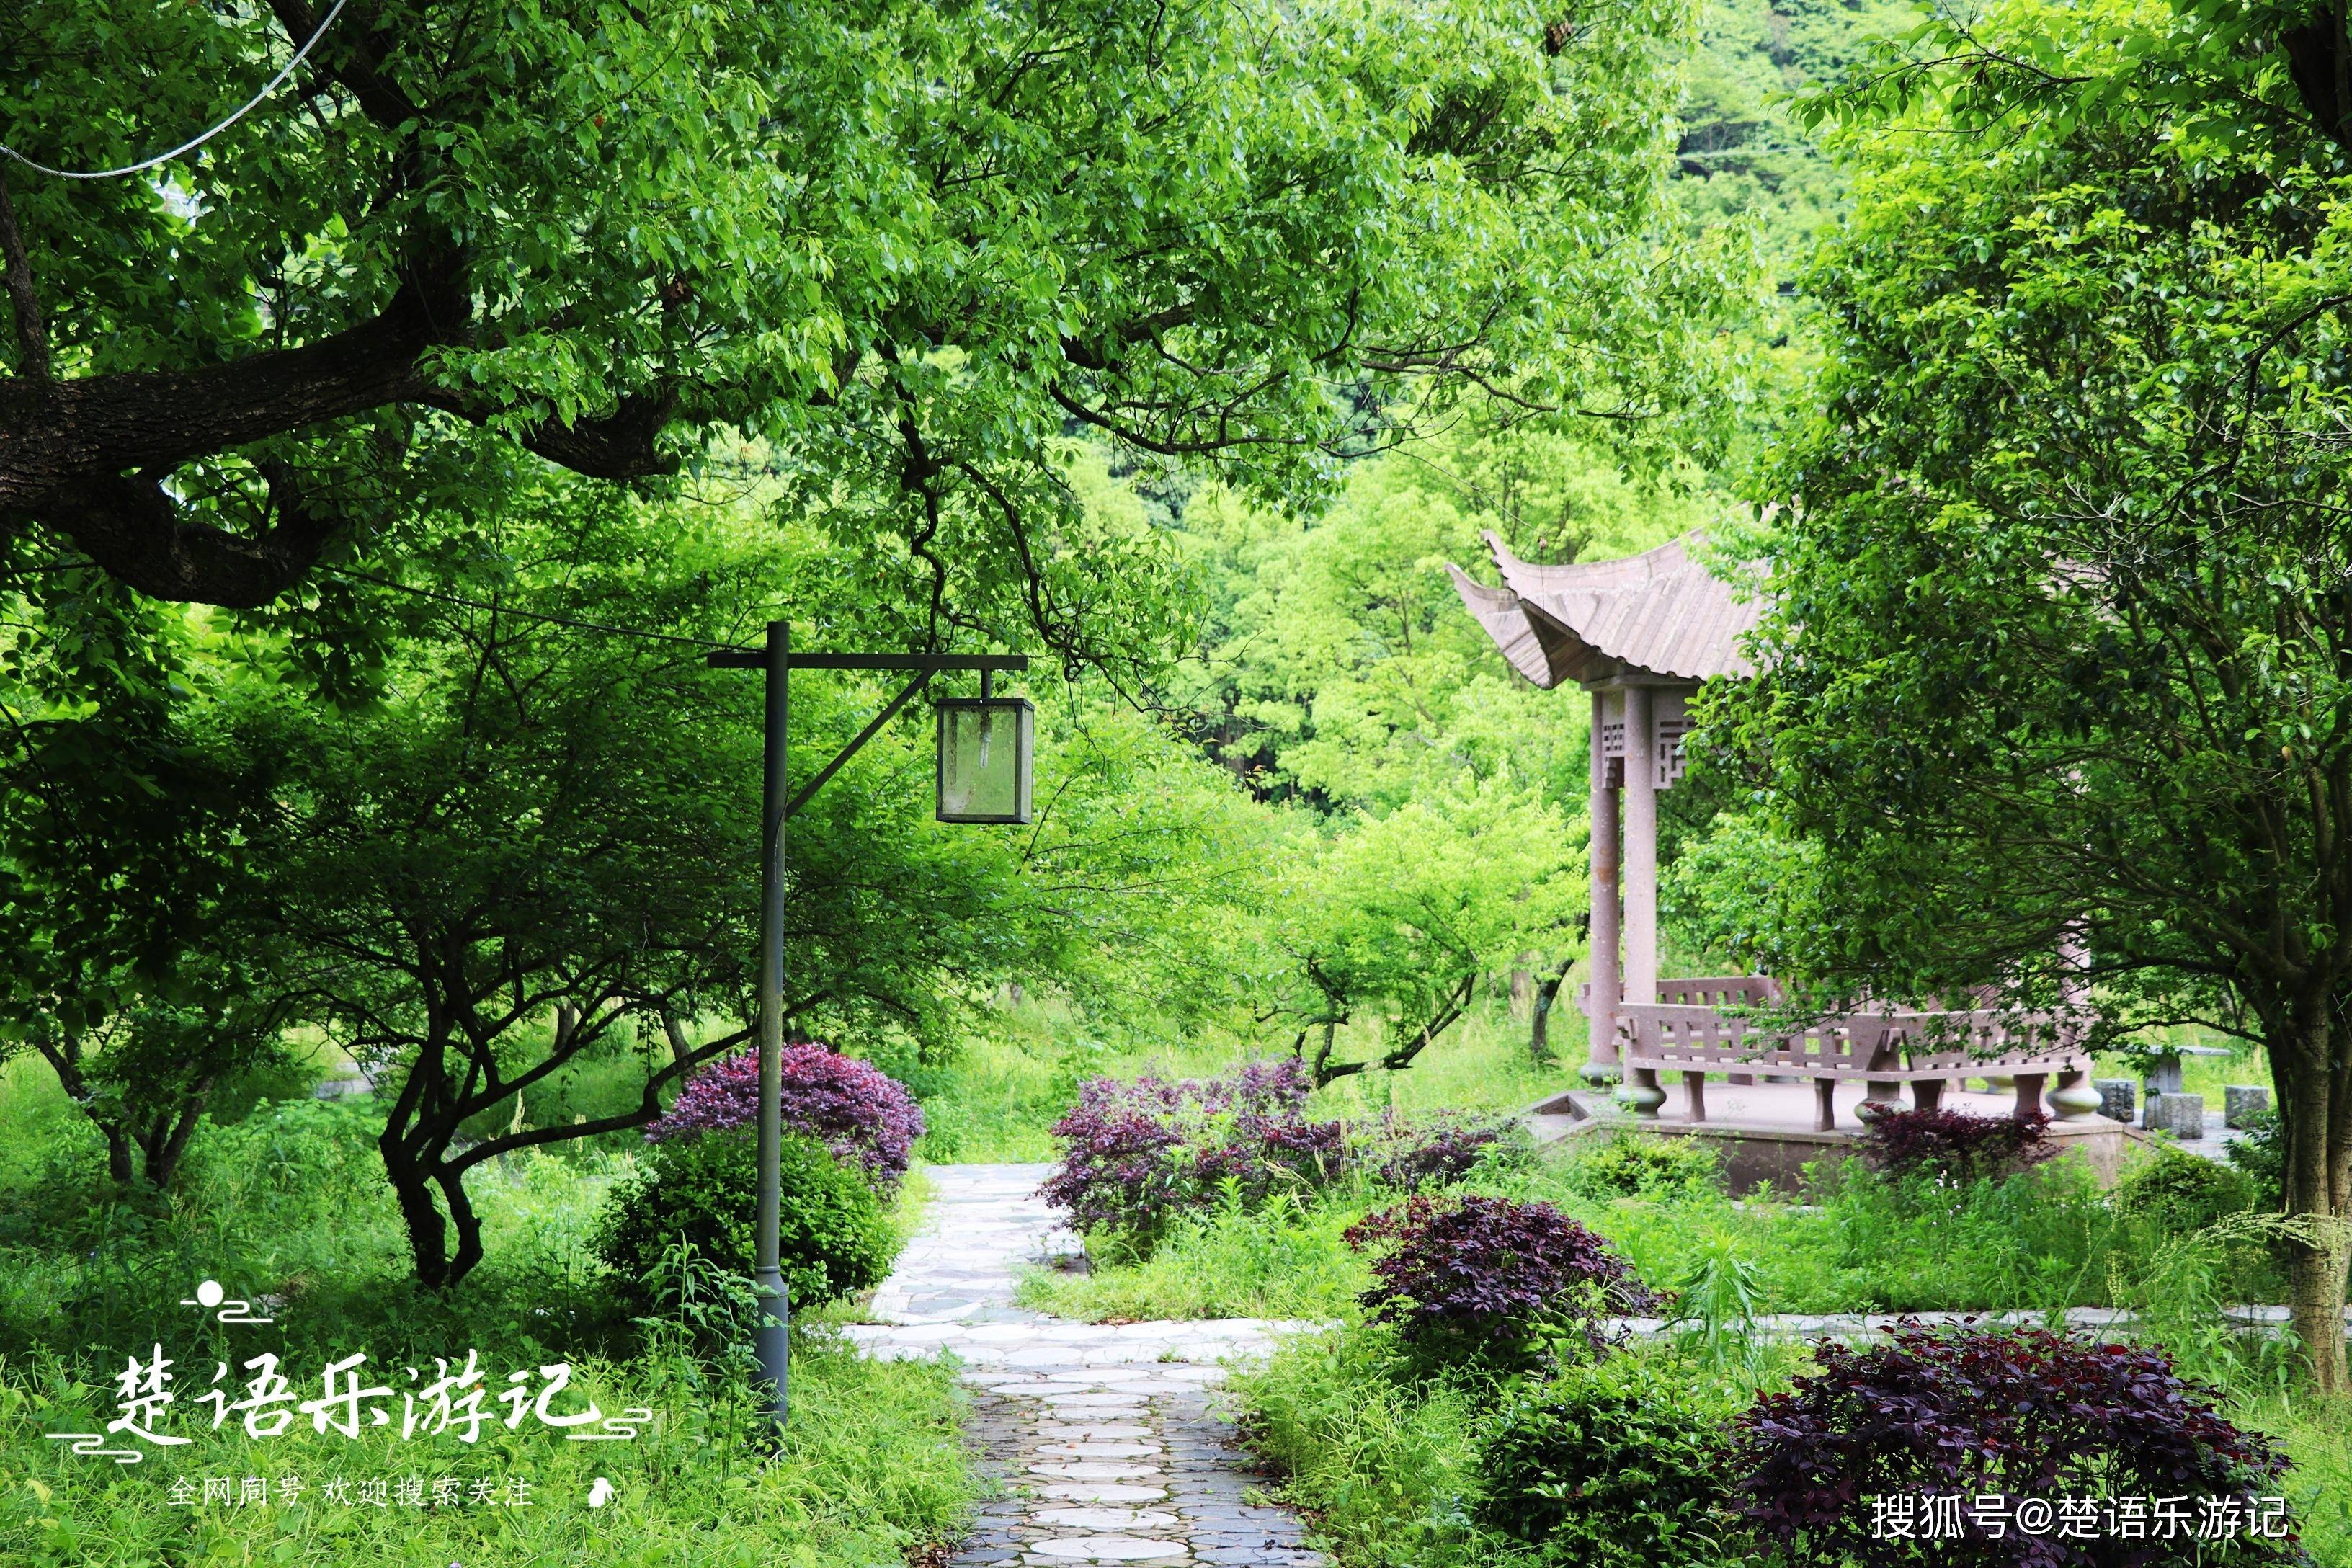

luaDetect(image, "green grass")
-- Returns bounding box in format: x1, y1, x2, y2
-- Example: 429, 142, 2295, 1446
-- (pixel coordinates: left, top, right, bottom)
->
0, 1060, 974, 1567
1019, 1131, 2293, 1327
1231, 1322, 1521, 1568
1020, 1191, 1365, 1322
914, 996, 1575, 1165
1234, 1316, 2352, 1568
0, 1335, 972, 1568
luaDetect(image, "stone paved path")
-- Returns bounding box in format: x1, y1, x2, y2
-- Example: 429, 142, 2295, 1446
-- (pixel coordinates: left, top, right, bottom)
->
846, 1164, 1326, 1568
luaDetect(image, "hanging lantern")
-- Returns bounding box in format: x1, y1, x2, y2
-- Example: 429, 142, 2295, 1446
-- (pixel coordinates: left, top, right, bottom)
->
935, 682, 1033, 824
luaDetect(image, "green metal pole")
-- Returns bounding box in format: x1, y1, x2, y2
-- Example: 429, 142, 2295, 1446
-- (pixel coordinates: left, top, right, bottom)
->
754, 618, 789, 1425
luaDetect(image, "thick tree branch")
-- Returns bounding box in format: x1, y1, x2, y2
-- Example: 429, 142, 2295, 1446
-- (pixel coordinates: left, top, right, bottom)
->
1, 242, 678, 602
2281, 7, 2352, 151
0, 258, 468, 509
414, 384, 680, 481
30, 468, 343, 608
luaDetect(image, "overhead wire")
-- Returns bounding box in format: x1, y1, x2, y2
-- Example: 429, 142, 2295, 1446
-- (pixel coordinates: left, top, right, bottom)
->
0, 0, 349, 181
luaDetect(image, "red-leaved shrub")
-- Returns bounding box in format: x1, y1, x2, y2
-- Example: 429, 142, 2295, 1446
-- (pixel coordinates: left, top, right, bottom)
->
646, 1043, 923, 1192
1856, 1105, 2052, 1183
1366, 1110, 1530, 1193
1036, 1058, 1345, 1253
1345, 1194, 1656, 1368
1732, 1324, 2300, 1567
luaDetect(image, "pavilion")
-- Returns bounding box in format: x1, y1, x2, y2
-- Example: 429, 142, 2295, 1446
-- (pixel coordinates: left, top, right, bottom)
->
1450, 531, 2108, 1176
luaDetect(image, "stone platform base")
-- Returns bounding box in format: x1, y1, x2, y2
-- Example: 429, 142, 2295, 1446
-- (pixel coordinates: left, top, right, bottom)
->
1523, 1084, 2137, 1194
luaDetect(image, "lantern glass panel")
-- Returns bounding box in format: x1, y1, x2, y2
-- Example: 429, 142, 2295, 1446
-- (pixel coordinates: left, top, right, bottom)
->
936, 698, 1033, 823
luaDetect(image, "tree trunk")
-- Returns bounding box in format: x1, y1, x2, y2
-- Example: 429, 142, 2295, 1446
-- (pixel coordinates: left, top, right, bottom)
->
138, 1090, 210, 1189
102, 1124, 135, 1185
659, 1007, 698, 1082
1311, 1019, 1339, 1084
434, 1164, 486, 1288
1530, 958, 1574, 1066
2276, 1015, 2351, 1394
383, 1131, 454, 1291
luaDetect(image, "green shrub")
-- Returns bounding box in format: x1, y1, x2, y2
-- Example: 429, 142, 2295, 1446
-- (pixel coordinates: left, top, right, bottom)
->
1564, 1131, 1721, 1201
2227, 1106, 2287, 1212
1479, 1351, 1745, 1566
594, 1131, 893, 1313
203, 1049, 326, 1124
1817, 1158, 2123, 1313
2116, 1146, 2257, 1234
185, 1096, 386, 1212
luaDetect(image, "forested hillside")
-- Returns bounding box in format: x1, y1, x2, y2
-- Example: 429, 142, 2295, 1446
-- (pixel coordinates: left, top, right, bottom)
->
1678, 0, 1928, 272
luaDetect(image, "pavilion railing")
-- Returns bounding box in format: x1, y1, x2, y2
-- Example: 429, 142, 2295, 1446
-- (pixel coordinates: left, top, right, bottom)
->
1585, 977, 2095, 1131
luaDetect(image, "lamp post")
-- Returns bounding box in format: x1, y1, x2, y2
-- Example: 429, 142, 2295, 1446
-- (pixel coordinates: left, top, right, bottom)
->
707, 623, 1030, 1428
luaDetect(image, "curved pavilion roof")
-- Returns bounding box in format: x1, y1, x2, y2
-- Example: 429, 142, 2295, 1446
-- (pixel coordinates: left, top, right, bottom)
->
1447, 530, 1759, 689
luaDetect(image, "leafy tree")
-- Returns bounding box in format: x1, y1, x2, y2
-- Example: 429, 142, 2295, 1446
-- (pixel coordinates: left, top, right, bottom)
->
1156, 420, 1701, 1065
0, 571, 290, 1187
249, 482, 770, 1286
1181, 432, 1703, 813
1698, 0, 2352, 1389
0, 0, 1726, 690
1273, 776, 1581, 1084
236, 464, 1282, 1286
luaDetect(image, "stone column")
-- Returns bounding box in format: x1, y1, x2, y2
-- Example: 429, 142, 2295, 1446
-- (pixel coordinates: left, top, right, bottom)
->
1583, 687, 1622, 1084
1622, 685, 1659, 1004
1616, 686, 1666, 1116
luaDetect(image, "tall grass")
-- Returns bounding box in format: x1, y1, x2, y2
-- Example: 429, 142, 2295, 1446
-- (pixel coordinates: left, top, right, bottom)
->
0, 1336, 972, 1568
1025, 1139, 2217, 1327
1018, 1190, 1365, 1322
1233, 1324, 1533, 1568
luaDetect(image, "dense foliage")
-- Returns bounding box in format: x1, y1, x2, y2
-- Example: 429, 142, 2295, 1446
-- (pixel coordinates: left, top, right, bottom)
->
2116, 1149, 2260, 1238
1855, 1108, 2052, 1185
1480, 1352, 1744, 1566
0, 0, 1729, 659
647, 1043, 923, 1193
1561, 1131, 1724, 1201
1345, 1193, 1655, 1368
1366, 1110, 1531, 1193
1037, 1058, 1345, 1253
1732, 1326, 2299, 1567
0, 1082, 971, 1566
594, 1131, 894, 1315
1688, 0, 2352, 1386
2229, 1110, 2290, 1216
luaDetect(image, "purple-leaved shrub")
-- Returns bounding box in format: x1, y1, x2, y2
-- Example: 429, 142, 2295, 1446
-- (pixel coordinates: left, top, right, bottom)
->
646, 1042, 923, 1193
1035, 1058, 1344, 1253
1345, 1193, 1657, 1368
1366, 1109, 1531, 1193
1855, 1105, 2052, 1184
1732, 1324, 2301, 1567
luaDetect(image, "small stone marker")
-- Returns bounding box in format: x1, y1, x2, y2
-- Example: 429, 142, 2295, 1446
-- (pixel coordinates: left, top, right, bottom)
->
2095, 1079, 2135, 1124
2148, 1092, 2206, 1140
2224, 1084, 2271, 1129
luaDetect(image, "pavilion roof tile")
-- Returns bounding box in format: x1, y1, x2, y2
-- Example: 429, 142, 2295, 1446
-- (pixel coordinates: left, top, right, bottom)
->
1447, 530, 1760, 687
